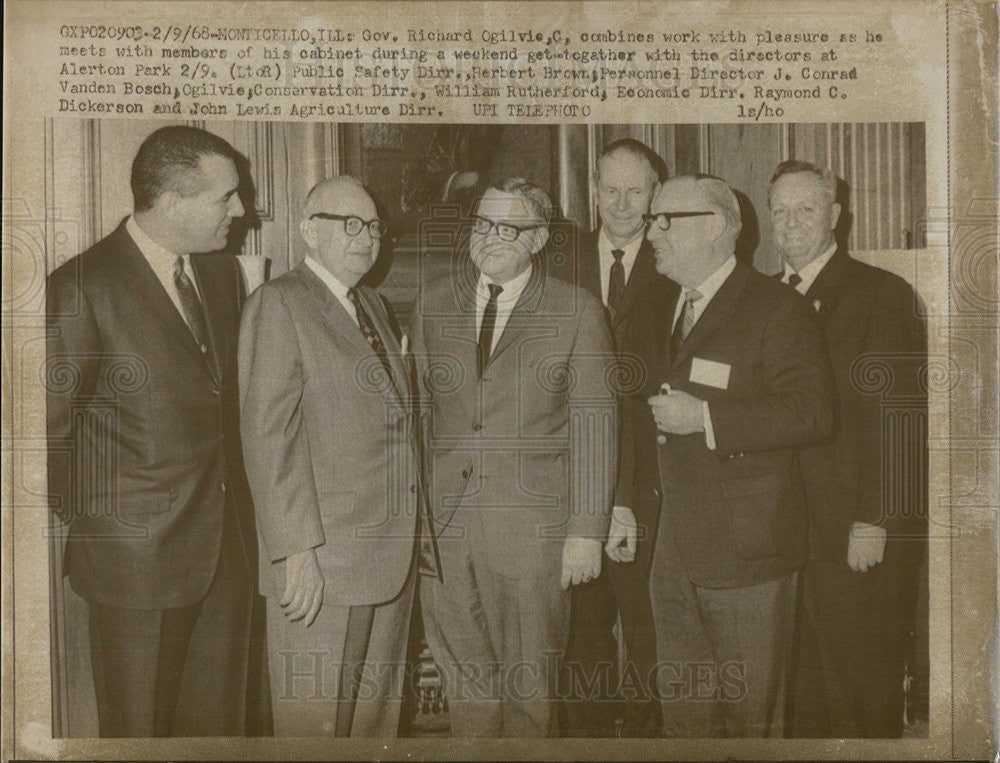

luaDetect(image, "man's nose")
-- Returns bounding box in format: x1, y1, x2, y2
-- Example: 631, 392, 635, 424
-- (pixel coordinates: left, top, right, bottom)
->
615, 192, 629, 211
229, 194, 245, 218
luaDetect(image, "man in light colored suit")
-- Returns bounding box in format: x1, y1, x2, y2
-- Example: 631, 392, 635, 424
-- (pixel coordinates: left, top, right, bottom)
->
616, 174, 834, 737
239, 176, 429, 736
411, 178, 617, 736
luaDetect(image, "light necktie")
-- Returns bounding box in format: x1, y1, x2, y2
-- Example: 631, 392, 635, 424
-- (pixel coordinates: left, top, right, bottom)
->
173, 256, 210, 354
477, 283, 503, 378
670, 289, 703, 358
348, 287, 392, 380
608, 248, 626, 312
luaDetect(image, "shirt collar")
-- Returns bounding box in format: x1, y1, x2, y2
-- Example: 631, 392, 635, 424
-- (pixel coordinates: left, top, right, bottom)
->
783, 241, 838, 292
127, 216, 184, 263
304, 255, 353, 300
690, 255, 737, 304
598, 227, 644, 261
477, 263, 533, 305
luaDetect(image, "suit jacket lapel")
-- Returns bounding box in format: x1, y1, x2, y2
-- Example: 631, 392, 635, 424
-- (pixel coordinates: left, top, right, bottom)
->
804, 246, 849, 313
296, 264, 373, 360
613, 239, 656, 331
354, 286, 413, 404
578, 229, 603, 302
115, 225, 216, 379
487, 265, 546, 368
189, 255, 226, 385
670, 264, 748, 373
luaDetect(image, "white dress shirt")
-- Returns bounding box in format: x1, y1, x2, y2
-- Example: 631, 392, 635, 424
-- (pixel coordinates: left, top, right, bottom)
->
597, 227, 643, 307
782, 241, 837, 295
304, 255, 358, 326
475, 264, 533, 353
671, 255, 738, 450
126, 217, 202, 325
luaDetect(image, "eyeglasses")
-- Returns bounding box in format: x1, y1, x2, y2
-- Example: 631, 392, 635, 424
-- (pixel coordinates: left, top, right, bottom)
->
642, 211, 716, 231
471, 215, 544, 242
310, 213, 385, 239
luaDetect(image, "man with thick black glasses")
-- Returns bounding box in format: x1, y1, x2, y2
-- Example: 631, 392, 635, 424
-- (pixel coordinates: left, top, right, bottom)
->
239, 176, 433, 737
410, 178, 616, 736
615, 174, 834, 737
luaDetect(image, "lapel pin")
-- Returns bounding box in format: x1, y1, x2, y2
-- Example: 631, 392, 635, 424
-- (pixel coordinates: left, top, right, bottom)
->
813, 299, 822, 312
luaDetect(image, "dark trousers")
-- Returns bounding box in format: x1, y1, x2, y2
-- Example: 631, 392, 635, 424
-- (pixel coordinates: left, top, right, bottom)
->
562, 559, 659, 736
649, 533, 797, 738
87, 496, 255, 737
788, 543, 921, 738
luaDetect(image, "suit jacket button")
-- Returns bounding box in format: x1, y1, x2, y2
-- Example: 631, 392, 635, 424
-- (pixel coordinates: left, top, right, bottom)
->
200, 344, 208, 354
472, 423, 482, 432
656, 435, 667, 445
211, 387, 220, 396
461, 469, 469, 479
410, 484, 417, 494
220, 482, 227, 493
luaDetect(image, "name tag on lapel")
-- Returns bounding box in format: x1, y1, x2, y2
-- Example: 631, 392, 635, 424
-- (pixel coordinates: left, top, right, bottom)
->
690, 357, 731, 390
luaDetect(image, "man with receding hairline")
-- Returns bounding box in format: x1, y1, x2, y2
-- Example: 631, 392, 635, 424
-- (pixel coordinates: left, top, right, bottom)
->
616, 174, 834, 737
563, 138, 671, 737
239, 176, 428, 737
47, 125, 260, 736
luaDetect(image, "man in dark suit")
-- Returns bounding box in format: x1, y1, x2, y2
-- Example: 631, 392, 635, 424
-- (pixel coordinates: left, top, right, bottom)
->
239, 176, 430, 737
411, 178, 617, 736
768, 160, 927, 737
563, 139, 671, 737
46, 125, 260, 736
617, 174, 834, 737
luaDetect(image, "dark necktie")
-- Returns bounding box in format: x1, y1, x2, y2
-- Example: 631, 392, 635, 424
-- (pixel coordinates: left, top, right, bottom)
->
348, 287, 392, 380
670, 289, 703, 358
173, 256, 210, 354
787, 272, 803, 289
608, 248, 626, 312
477, 283, 503, 378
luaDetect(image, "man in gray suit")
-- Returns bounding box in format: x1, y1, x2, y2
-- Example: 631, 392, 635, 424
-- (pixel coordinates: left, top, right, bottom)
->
239, 176, 431, 736
411, 178, 617, 736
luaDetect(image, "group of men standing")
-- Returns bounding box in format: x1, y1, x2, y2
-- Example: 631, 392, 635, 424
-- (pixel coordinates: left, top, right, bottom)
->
47, 125, 925, 740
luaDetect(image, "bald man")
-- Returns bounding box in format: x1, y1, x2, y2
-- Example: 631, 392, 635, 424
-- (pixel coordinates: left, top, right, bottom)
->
616, 175, 834, 737
239, 177, 431, 736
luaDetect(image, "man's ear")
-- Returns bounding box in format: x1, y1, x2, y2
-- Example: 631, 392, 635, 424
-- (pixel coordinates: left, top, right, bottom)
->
830, 202, 842, 231
708, 209, 730, 243
530, 226, 550, 255
300, 217, 317, 249
160, 191, 182, 222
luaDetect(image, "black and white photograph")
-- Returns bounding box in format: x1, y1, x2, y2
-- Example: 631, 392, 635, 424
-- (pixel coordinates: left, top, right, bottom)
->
2, 1, 996, 760
42, 119, 930, 741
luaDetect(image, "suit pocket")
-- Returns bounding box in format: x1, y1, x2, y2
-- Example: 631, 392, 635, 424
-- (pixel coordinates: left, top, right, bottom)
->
722, 472, 784, 561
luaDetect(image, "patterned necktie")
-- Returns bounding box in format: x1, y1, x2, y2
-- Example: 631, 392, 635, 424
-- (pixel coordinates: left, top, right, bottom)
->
477, 283, 503, 378
173, 256, 210, 354
787, 272, 803, 290
670, 289, 703, 358
608, 248, 626, 312
348, 287, 392, 380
